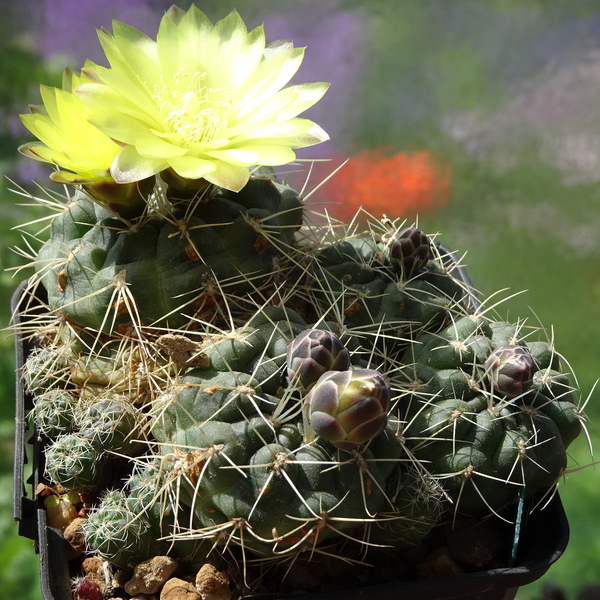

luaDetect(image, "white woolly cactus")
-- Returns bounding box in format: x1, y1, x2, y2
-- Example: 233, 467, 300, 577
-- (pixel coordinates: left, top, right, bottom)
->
10, 3, 590, 599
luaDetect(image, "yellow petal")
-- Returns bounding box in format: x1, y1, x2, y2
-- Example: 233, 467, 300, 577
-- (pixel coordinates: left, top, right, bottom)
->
202, 160, 250, 192
135, 137, 188, 159
232, 144, 296, 165
167, 155, 217, 179
204, 148, 259, 166
280, 123, 330, 148
233, 48, 305, 118
111, 145, 166, 183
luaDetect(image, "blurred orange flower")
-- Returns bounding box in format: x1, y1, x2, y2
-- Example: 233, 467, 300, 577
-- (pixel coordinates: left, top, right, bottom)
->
312, 149, 451, 222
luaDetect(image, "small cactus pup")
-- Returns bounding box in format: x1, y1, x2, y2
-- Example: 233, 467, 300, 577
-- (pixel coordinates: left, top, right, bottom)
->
44, 433, 108, 494
84, 489, 167, 569
32, 390, 78, 439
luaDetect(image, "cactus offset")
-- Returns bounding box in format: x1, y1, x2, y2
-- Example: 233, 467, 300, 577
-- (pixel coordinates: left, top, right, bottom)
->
395, 316, 584, 516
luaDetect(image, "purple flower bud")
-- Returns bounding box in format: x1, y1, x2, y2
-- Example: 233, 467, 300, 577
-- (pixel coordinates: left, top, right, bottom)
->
287, 329, 350, 391
305, 369, 390, 450
390, 227, 432, 276
485, 345, 536, 398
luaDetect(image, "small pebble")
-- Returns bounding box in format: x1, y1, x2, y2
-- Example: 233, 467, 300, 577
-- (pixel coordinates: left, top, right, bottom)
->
416, 546, 465, 579
82, 557, 103, 575
125, 556, 179, 596
445, 517, 503, 569
195, 564, 231, 600
64, 517, 87, 560
161, 578, 201, 600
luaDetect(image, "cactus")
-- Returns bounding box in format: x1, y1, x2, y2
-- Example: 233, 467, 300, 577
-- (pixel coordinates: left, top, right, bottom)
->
149, 317, 410, 558
35, 179, 303, 333
23, 346, 71, 395
76, 396, 143, 456
396, 316, 584, 516
84, 490, 166, 568
45, 433, 108, 494
32, 390, 78, 438
10, 4, 589, 595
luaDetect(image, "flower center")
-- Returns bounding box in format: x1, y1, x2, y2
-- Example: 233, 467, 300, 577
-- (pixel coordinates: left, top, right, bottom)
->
153, 68, 231, 146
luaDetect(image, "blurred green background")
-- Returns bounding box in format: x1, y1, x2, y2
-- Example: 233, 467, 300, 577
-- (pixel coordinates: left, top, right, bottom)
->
3, 1, 600, 598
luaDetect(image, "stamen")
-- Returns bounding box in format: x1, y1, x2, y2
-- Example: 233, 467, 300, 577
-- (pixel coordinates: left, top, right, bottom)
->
152, 68, 231, 147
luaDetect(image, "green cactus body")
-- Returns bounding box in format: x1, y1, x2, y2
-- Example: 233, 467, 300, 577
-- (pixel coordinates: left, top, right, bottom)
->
44, 433, 108, 493
396, 316, 582, 516
23, 347, 71, 395
76, 397, 143, 456
85, 490, 166, 568
36, 178, 302, 333
311, 232, 469, 363
367, 467, 443, 549
150, 318, 410, 557
14, 169, 585, 578
9, 5, 590, 589
32, 390, 78, 439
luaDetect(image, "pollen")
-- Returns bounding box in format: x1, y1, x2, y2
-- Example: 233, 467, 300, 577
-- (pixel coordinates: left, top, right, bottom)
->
153, 68, 231, 146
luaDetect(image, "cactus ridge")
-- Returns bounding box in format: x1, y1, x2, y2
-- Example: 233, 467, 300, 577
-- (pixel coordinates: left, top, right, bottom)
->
32, 177, 303, 334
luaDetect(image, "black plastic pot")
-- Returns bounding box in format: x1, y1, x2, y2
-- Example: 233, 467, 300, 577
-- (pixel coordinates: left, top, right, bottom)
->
12, 272, 569, 600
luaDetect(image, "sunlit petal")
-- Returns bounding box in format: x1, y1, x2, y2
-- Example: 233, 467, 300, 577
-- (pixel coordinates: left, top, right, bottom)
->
167, 155, 217, 179
19, 77, 121, 185
135, 136, 188, 159
202, 159, 250, 192
111, 145, 166, 182
23, 6, 329, 191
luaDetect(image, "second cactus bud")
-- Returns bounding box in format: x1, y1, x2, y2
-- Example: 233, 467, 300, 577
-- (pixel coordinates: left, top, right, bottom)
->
390, 227, 432, 277
305, 369, 390, 450
286, 329, 351, 391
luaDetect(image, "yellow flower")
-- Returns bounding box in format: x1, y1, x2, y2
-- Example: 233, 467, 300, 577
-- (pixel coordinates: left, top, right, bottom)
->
76, 5, 330, 192
19, 68, 122, 185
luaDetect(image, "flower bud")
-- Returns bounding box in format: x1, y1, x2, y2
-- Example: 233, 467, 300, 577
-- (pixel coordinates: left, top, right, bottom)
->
286, 329, 350, 391
305, 369, 390, 450
485, 345, 536, 398
390, 227, 432, 276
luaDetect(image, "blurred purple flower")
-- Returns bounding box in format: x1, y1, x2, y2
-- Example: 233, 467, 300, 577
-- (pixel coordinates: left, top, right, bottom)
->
265, 4, 365, 157
39, 0, 160, 66
13, 157, 52, 186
